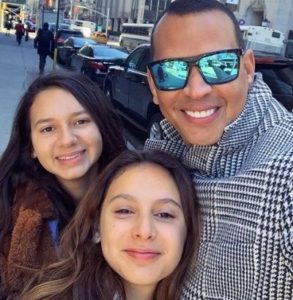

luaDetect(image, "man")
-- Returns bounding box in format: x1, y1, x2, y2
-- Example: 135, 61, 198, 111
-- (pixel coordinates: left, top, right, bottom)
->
34, 22, 54, 74
145, 0, 293, 299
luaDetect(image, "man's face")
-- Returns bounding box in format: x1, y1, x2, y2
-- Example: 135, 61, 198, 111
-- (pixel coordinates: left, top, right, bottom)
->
147, 11, 255, 145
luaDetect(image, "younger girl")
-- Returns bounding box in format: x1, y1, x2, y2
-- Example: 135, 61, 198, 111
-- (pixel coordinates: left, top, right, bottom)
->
22, 150, 201, 300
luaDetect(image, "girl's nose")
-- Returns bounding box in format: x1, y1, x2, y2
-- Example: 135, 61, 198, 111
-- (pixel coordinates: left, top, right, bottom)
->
59, 126, 78, 146
132, 215, 157, 240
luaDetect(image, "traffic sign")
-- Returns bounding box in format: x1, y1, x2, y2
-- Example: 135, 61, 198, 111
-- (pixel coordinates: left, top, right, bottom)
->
239, 19, 245, 25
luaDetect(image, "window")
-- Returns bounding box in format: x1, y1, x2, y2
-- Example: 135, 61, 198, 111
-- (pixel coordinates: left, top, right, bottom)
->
127, 48, 145, 70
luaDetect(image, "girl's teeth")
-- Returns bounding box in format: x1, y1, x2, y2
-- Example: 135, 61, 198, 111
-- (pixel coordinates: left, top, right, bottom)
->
58, 153, 80, 160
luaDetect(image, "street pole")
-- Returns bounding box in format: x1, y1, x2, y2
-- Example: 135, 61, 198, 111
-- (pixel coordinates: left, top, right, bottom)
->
164, 0, 168, 9
41, 5, 44, 25
155, 0, 160, 21
53, 0, 61, 70
70, 0, 73, 19
137, 0, 145, 23
0, 2, 4, 32
105, 7, 110, 37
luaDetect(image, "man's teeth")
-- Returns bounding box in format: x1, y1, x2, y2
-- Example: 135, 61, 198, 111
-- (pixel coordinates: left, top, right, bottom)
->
185, 108, 216, 118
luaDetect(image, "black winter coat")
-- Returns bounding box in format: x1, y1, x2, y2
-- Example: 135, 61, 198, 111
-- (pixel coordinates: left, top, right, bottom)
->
34, 29, 54, 55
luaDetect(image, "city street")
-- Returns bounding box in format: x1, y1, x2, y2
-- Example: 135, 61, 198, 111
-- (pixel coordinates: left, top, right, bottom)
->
0, 29, 60, 154
0, 30, 144, 154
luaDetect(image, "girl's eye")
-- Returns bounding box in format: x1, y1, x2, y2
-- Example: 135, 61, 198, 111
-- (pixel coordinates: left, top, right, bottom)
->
41, 126, 54, 133
155, 212, 175, 219
115, 208, 133, 215
75, 119, 90, 126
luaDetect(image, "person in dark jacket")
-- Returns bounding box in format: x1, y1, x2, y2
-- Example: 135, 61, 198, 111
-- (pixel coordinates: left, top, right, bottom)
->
34, 22, 54, 74
5, 19, 12, 36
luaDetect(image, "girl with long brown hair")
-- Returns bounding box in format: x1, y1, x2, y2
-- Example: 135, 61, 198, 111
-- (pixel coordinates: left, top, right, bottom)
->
0, 72, 126, 298
22, 150, 201, 300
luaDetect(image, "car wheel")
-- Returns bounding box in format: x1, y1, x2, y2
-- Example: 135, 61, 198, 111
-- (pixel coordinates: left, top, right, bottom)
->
148, 113, 163, 140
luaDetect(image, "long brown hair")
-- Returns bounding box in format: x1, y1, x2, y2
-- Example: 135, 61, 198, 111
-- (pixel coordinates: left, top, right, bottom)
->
0, 72, 126, 250
21, 150, 201, 300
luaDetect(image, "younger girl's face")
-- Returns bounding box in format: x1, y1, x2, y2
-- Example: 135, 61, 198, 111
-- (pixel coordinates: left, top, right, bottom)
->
99, 163, 187, 296
30, 87, 103, 192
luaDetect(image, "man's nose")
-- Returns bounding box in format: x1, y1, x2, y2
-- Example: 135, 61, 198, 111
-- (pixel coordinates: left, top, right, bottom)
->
183, 66, 212, 99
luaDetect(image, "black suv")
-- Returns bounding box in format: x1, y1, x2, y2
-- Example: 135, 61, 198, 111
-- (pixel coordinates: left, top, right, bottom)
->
104, 44, 293, 138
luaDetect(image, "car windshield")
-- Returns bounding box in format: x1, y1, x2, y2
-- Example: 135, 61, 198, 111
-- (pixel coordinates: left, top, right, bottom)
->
74, 38, 96, 47
59, 23, 70, 30
60, 31, 83, 39
93, 47, 128, 58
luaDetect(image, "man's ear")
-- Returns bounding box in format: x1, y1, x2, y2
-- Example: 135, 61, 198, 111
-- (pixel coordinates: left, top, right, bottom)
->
243, 49, 255, 84
147, 69, 159, 105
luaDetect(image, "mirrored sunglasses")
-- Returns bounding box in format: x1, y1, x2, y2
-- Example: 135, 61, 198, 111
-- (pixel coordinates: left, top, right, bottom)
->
148, 49, 243, 91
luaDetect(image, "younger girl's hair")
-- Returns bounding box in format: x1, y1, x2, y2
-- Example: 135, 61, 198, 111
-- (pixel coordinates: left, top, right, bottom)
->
21, 150, 201, 300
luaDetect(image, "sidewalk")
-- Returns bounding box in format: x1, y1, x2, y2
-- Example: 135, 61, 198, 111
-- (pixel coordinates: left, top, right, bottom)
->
0, 30, 58, 153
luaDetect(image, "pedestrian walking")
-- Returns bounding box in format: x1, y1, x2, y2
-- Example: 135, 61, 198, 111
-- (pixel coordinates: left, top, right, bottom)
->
24, 23, 30, 42
5, 19, 12, 36
146, 0, 293, 299
34, 22, 54, 74
14, 20, 25, 45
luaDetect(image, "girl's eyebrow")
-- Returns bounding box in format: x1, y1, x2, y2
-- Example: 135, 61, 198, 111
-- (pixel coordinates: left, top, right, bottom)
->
109, 193, 182, 208
33, 110, 89, 127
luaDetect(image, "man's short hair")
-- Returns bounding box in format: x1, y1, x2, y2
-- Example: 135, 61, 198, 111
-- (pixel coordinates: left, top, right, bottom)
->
150, 0, 244, 59
43, 22, 49, 29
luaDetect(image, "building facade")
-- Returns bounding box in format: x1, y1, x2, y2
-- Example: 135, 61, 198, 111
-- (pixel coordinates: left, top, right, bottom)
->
24, 0, 293, 40
235, 0, 293, 40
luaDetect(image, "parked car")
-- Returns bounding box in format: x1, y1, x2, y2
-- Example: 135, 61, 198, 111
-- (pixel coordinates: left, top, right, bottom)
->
71, 44, 128, 87
55, 29, 84, 47
90, 31, 108, 44
104, 44, 293, 139
48, 22, 70, 32
104, 44, 162, 138
253, 51, 293, 111
24, 20, 36, 32
58, 37, 97, 66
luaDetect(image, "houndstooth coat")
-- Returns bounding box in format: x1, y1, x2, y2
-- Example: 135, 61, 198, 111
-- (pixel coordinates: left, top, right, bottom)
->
145, 73, 293, 300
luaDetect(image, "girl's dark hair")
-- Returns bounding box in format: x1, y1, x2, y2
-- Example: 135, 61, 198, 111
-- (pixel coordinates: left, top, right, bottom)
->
21, 150, 201, 300
0, 72, 126, 250
150, 0, 244, 59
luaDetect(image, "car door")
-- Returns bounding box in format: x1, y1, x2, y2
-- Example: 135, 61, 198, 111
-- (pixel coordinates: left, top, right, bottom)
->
59, 38, 72, 63
71, 46, 92, 71
127, 47, 153, 124
111, 47, 146, 110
